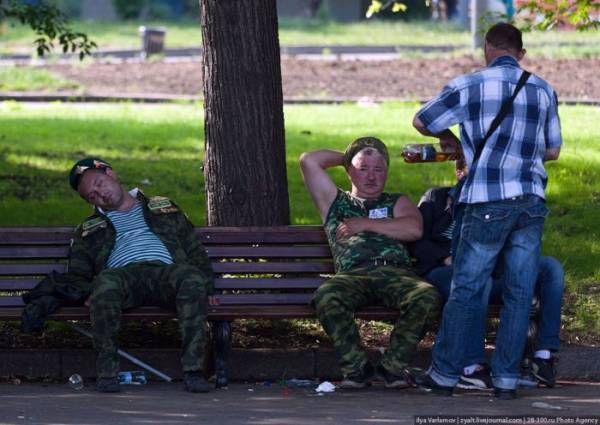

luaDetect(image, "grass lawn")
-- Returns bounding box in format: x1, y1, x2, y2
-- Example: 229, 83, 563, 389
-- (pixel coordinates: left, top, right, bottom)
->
0, 65, 81, 92
1, 19, 599, 58
0, 101, 598, 336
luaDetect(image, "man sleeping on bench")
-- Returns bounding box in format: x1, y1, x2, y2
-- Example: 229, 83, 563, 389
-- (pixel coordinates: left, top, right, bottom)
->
23, 157, 214, 394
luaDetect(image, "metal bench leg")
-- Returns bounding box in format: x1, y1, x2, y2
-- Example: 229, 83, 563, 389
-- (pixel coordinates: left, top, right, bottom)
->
213, 320, 231, 389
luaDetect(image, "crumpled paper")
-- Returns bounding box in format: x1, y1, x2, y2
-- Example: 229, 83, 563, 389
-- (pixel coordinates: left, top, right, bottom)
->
315, 381, 336, 393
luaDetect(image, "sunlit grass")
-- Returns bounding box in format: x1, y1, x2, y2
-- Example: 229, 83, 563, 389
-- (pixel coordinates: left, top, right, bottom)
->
0, 101, 598, 333
0, 65, 81, 92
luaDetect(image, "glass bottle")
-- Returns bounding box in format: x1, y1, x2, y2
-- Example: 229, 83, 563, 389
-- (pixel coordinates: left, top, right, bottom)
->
401, 143, 458, 163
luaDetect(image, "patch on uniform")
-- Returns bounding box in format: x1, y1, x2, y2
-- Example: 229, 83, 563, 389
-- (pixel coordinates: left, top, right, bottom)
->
148, 196, 179, 214
368, 207, 389, 219
81, 217, 107, 237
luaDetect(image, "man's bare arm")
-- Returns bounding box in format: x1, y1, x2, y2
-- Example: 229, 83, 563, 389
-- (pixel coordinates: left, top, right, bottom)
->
299, 150, 341, 221
412, 116, 462, 155
545, 147, 560, 161
336, 196, 423, 241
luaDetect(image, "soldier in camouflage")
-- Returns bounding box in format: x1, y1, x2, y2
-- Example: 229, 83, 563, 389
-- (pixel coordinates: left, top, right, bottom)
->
66, 157, 213, 393
299, 137, 440, 389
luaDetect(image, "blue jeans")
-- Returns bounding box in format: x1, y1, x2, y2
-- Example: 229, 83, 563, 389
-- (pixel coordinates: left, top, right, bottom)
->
425, 255, 564, 365
428, 195, 549, 390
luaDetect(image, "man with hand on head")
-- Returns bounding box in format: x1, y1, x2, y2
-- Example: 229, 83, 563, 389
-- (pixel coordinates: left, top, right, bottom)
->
67, 157, 214, 393
299, 137, 440, 389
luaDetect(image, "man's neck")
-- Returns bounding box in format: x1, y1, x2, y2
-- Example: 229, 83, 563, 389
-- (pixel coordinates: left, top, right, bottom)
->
116, 192, 138, 212
350, 190, 382, 201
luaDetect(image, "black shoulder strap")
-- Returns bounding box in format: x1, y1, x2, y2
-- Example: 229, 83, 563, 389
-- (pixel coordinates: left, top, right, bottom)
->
471, 70, 531, 165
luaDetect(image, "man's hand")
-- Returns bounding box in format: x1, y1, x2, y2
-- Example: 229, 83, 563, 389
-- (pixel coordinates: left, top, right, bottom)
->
413, 117, 462, 159
335, 217, 371, 239
439, 132, 462, 159
443, 256, 452, 266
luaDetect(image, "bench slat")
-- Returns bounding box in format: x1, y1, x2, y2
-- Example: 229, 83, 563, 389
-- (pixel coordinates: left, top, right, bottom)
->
213, 293, 312, 305
0, 279, 39, 291
0, 294, 314, 307
0, 297, 24, 306
0, 228, 74, 245
0, 246, 70, 259
0, 246, 332, 260
0, 264, 66, 276
0, 261, 333, 276
196, 226, 327, 244
0, 226, 328, 246
0, 278, 325, 292
0, 305, 399, 321
211, 262, 333, 273
214, 277, 325, 289
207, 246, 331, 258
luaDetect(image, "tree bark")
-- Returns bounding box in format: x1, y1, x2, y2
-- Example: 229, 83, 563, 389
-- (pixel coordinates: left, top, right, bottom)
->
200, 0, 290, 226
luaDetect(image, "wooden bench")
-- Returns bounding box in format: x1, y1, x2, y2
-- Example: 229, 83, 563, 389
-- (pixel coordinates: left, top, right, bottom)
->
0, 226, 527, 387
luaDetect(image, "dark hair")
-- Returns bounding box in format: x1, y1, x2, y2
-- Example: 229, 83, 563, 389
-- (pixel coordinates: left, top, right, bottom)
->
485, 22, 523, 51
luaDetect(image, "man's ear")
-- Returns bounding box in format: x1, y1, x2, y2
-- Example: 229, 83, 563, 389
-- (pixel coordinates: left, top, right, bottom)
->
517, 48, 526, 61
104, 167, 116, 178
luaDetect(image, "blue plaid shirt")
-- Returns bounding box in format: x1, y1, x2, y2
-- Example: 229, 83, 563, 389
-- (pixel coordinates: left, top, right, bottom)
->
416, 55, 562, 204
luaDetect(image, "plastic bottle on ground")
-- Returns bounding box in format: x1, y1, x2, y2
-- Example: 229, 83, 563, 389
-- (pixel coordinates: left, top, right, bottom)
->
68, 374, 84, 390
118, 371, 147, 385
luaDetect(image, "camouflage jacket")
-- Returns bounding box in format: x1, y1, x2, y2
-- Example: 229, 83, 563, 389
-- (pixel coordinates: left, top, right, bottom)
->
324, 189, 412, 273
67, 191, 213, 287
21, 192, 212, 332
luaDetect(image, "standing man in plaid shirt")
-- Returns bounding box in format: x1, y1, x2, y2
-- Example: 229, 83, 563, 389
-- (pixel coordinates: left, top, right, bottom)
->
412, 22, 562, 399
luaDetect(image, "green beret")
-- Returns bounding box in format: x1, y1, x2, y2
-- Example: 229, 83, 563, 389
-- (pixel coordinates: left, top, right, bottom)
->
68, 157, 112, 191
343, 136, 389, 169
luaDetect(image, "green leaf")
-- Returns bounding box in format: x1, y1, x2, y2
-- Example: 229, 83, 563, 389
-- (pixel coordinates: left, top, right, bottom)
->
366, 0, 383, 18
392, 2, 407, 12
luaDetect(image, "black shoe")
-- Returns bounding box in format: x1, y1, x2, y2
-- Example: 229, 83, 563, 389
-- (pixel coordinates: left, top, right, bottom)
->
96, 377, 120, 393
376, 365, 415, 389
415, 372, 454, 396
494, 387, 517, 400
531, 357, 557, 387
339, 362, 376, 389
183, 371, 210, 393
456, 365, 492, 390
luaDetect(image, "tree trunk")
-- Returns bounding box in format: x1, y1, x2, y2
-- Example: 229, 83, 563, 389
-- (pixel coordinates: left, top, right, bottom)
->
200, 0, 290, 226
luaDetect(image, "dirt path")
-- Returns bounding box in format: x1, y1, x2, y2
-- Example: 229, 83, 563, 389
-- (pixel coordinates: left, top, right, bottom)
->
39, 56, 600, 100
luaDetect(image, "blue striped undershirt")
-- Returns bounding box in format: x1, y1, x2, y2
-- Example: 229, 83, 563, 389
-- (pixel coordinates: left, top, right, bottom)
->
105, 202, 173, 268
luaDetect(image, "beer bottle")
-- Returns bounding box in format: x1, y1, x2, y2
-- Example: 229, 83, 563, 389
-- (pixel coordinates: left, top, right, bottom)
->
401, 143, 459, 163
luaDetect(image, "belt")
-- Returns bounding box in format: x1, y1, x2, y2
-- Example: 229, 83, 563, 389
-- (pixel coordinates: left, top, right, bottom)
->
358, 258, 404, 268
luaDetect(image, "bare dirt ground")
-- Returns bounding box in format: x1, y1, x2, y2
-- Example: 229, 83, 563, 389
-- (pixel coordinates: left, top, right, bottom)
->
40, 56, 600, 100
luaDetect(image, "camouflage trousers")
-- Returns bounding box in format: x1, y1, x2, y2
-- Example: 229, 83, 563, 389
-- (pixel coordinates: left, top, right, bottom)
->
89, 261, 212, 378
313, 265, 440, 376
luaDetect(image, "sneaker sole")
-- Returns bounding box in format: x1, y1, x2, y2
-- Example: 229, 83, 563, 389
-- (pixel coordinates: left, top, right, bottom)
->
456, 382, 489, 391
456, 377, 491, 391
531, 372, 555, 387
384, 380, 411, 389
417, 384, 454, 396
339, 380, 371, 389
531, 366, 556, 388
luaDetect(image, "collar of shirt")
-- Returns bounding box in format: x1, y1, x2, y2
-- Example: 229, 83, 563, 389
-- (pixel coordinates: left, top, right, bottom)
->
488, 55, 521, 69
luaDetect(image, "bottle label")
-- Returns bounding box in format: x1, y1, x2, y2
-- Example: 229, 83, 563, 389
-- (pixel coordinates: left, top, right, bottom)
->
421, 145, 436, 161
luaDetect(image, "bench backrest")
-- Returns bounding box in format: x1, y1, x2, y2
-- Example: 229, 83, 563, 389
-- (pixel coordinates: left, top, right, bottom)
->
0, 226, 333, 311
